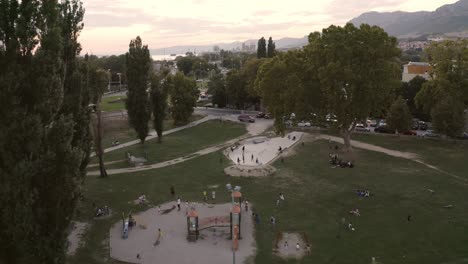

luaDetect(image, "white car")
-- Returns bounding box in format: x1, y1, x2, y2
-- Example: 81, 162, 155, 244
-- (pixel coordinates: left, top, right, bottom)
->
355, 124, 370, 132
298, 121, 311, 127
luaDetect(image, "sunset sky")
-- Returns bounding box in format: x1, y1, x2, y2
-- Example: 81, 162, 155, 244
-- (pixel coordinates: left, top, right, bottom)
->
80, 0, 458, 54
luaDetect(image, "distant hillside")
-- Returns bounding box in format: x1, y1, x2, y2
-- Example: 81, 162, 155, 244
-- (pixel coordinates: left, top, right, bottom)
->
349, 0, 468, 38
150, 36, 308, 55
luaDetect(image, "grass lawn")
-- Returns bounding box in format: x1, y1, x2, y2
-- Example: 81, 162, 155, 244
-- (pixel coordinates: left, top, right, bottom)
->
101, 96, 126, 112
101, 115, 205, 149
71, 133, 468, 264
100, 119, 246, 165
339, 132, 468, 180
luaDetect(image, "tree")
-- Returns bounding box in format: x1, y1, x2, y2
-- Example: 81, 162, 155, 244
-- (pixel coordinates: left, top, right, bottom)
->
431, 95, 465, 138
415, 40, 468, 136
255, 50, 318, 134
397, 76, 428, 120
167, 72, 198, 125
126, 36, 152, 143
150, 73, 169, 143
0, 0, 91, 263
88, 65, 110, 177
306, 24, 400, 150
226, 70, 249, 109
257, 37, 267, 58
267, 37, 276, 58
208, 72, 227, 108
387, 97, 412, 133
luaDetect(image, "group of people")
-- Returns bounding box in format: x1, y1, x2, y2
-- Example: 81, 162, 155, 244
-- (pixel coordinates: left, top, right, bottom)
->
94, 205, 110, 217
233, 145, 262, 165
283, 241, 311, 254
356, 189, 370, 198
329, 154, 354, 168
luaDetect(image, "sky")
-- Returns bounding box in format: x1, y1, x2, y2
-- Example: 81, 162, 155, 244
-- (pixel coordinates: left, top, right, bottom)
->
80, 0, 458, 54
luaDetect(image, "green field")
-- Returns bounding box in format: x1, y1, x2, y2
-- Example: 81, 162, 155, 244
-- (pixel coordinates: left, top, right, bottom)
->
101, 115, 205, 149
99, 119, 246, 166
101, 96, 126, 112
71, 132, 468, 264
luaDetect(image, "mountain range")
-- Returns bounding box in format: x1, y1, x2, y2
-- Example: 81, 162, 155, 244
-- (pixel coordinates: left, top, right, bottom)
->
150, 36, 308, 55
349, 0, 468, 38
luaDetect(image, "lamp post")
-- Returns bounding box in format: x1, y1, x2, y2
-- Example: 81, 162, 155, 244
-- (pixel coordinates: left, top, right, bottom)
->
226, 183, 241, 264
116, 73, 122, 91
107, 69, 111, 92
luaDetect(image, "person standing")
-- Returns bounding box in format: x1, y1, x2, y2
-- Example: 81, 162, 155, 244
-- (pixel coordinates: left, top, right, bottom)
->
203, 190, 208, 202
244, 200, 249, 211
177, 197, 181, 211
251, 154, 254, 162
279, 193, 285, 202
211, 191, 216, 200
170, 185, 175, 197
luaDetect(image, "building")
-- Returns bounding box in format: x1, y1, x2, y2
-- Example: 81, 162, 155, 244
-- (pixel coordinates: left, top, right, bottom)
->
402, 62, 432, 82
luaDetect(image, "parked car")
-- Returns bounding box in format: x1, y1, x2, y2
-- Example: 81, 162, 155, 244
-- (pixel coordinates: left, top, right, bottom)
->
264, 113, 272, 119
238, 114, 255, 123
402, 130, 417, 136
378, 119, 386, 127
256, 112, 265, 118
374, 125, 391, 133
423, 130, 440, 138
298, 121, 311, 127
355, 123, 370, 132
459, 132, 468, 140
367, 119, 377, 127
284, 120, 293, 127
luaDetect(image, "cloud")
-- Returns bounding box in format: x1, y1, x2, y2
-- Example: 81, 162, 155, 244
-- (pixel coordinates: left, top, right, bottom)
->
79, 0, 458, 54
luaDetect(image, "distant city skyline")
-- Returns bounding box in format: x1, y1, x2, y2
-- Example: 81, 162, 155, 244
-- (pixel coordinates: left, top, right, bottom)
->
80, 0, 458, 54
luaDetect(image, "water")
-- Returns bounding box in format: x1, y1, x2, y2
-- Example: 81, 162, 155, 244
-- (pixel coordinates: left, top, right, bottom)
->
152, 54, 185, 61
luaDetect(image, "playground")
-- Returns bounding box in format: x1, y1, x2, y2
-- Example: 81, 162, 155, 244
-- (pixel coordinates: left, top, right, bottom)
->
109, 201, 255, 264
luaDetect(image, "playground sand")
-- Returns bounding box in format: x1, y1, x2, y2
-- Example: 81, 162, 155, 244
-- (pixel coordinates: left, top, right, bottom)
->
276, 232, 308, 259
109, 202, 256, 264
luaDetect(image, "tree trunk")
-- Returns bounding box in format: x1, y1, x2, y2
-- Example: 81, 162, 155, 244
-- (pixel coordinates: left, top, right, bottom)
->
96, 104, 108, 178
341, 129, 353, 152
157, 130, 162, 143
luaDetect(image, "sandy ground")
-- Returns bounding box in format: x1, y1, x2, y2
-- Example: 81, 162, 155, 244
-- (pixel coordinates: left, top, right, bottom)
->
224, 165, 277, 177
275, 233, 307, 259
67, 222, 88, 256
109, 202, 256, 264
226, 132, 303, 167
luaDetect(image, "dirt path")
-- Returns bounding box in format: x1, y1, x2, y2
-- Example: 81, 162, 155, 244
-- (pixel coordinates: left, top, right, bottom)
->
319, 134, 467, 183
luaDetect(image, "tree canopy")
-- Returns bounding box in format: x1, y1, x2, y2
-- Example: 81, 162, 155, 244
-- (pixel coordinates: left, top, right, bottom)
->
167, 72, 198, 125
125, 36, 152, 143
256, 24, 401, 149
0, 0, 91, 262
257, 37, 267, 58
387, 97, 412, 133
267, 37, 276, 58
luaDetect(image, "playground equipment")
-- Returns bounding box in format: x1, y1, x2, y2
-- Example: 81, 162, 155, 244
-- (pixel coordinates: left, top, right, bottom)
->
122, 211, 136, 239
187, 209, 199, 242
186, 192, 243, 250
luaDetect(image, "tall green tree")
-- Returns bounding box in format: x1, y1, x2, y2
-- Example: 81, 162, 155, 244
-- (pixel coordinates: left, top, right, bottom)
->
387, 97, 412, 133
126, 36, 152, 143
306, 24, 400, 150
150, 72, 169, 143
208, 72, 227, 108
267, 37, 276, 58
0, 0, 91, 263
397, 76, 428, 120
257, 37, 267, 58
431, 95, 465, 137
88, 65, 109, 177
167, 72, 198, 125
226, 70, 249, 109
416, 40, 468, 136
